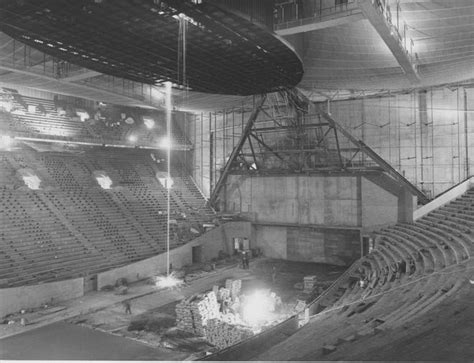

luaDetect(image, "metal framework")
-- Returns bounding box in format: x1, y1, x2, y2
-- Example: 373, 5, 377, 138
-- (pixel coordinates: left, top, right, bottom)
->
0, 0, 303, 96
209, 88, 430, 207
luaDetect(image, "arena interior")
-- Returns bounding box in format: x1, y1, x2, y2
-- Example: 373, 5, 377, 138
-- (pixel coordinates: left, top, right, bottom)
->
0, 0, 473, 361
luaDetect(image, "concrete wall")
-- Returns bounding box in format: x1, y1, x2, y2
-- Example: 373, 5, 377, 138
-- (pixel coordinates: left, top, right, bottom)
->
96, 222, 251, 289
361, 177, 398, 227
255, 225, 288, 259
255, 225, 360, 266
225, 175, 360, 226
286, 227, 359, 265
0, 277, 84, 318
223, 174, 413, 265
323, 87, 474, 197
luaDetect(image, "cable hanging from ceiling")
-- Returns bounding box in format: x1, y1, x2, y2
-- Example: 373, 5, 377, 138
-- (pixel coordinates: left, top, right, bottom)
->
177, 13, 188, 100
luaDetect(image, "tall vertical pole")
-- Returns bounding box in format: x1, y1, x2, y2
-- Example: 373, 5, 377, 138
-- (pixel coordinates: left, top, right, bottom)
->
465, 88, 470, 178
165, 81, 172, 276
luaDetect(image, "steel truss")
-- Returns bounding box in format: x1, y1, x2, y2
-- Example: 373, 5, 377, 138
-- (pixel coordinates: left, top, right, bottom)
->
210, 88, 430, 206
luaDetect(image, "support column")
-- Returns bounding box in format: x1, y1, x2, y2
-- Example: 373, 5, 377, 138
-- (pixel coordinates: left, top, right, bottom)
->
397, 186, 414, 223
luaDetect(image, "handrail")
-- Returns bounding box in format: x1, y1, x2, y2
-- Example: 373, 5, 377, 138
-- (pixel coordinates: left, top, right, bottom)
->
274, 0, 358, 30
413, 176, 474, 220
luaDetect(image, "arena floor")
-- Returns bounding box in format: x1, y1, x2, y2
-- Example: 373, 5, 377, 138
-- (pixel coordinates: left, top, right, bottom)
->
0, 321, 182, 360
0, 258, 346, 360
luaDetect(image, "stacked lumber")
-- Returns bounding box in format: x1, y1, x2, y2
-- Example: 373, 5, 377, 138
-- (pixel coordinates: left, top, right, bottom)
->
175, 292, 220, 335
204, 318, 254, 349
225, 279, 242, 299
217, 287, 231, 301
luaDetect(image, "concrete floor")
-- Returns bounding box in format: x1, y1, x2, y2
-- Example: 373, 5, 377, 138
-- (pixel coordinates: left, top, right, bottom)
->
0, 258, 346, 360
0, 263, 253, 360
0, 321, 181, 360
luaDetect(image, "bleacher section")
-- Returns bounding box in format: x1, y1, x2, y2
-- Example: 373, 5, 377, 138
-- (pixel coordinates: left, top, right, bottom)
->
0, 90, 191, 148
254, 188, 474, 360
11, 95, 91, 138
0, 148, 214, 288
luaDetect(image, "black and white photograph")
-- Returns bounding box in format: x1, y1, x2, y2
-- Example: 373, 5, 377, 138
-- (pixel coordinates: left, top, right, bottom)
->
0, 0, 473, 361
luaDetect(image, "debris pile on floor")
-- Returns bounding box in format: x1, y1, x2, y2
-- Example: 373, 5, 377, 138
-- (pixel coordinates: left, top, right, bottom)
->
175, 291, 220, 335
175, 278, 291, 351
225, 279, 242, 299
204, 318, 253, 349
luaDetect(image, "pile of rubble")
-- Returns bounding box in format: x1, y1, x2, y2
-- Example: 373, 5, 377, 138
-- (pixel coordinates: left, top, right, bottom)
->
175, 291, 220, 336
175, 278, 287, 350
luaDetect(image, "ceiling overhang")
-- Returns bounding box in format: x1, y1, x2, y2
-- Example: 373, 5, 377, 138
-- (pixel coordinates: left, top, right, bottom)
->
0, 0, 303, 96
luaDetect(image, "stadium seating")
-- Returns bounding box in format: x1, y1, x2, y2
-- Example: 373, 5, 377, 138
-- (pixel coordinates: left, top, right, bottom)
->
0, 148, 214, 287
269, 188, 474, 359
255, 189, 473, 360
0, 91, 191, 148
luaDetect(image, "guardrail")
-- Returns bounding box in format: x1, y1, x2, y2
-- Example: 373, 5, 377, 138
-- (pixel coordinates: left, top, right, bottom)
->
274, 1, 358, 31
413, 176, 474, 220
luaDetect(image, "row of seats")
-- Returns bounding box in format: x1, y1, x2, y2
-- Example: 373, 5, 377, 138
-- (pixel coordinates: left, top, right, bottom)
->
1, 92, 191, 147
289, 188, 474, 359
0, 148, 215, 287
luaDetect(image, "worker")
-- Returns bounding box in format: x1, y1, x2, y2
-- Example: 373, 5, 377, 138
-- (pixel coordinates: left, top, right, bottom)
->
244, 251, 250, 269
271, 266, 278, 284
123, 300, 132, 314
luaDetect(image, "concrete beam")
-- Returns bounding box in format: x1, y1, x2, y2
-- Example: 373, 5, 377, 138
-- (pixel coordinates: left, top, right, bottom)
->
275, 9, 364, 36
356, 0, 420, 84
60, 69, 101, 82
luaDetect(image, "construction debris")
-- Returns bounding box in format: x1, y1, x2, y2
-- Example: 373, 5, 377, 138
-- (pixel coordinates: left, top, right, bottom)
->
204, 319, 253, 350
175, 291, 220, 336
225, 279, 242, 299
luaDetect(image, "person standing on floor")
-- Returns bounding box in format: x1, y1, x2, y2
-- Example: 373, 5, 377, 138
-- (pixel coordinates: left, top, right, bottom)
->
123, 300, 132, 314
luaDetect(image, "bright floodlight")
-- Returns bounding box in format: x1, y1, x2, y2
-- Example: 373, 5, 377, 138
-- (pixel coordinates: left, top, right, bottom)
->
159, 136, 172, 150
23, 174, 41, 190
128, 134, 137, 142
76, 110, 90, 122
154, 272, 183, 289
158, 176, 174, 189
96, 175, 113, 189
0, 135, 13, 149
144, 118, 155, 129
242, 290, 275, 327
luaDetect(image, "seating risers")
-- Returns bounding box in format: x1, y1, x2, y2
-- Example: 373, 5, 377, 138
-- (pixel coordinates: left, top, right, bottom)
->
415, 219, 472, 257
0, 148, 215, 287
319, 188, 474, 320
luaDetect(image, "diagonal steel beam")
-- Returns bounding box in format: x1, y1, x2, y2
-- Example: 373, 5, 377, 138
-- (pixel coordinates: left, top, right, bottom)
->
333, 127, 345, 169
247, 136, 258, 169
320, 110, 429, 204
249, 132, 285, 162
356, 0, 420, 84
210, 94, 267, 206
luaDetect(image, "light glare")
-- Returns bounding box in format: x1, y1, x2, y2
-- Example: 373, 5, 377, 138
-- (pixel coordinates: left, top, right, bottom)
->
154, 272, 183, 289
242, 290, 275, 327
96, 175, 112, 189
23, 175, 41, 190
144, 118, 155, 129
0, 135, 13, 149
159, 136, 172, 149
